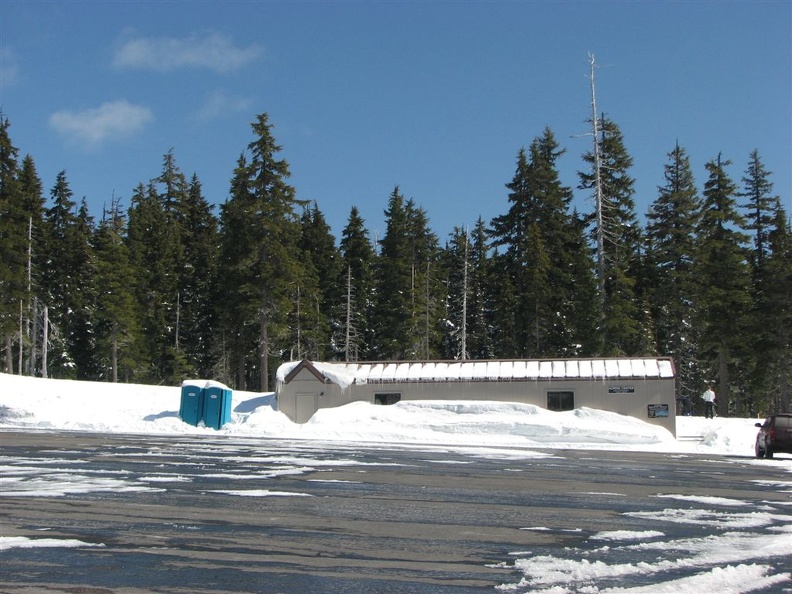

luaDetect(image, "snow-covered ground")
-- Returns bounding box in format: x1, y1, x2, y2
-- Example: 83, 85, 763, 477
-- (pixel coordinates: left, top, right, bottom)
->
0, 372, 773, 456
2, 372, 791, 594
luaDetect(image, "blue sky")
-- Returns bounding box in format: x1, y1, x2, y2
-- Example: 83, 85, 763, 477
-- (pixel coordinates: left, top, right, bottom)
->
2, 1, 789, 242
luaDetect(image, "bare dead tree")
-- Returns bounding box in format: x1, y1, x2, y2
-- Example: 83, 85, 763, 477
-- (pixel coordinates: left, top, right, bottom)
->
460, 228, 469, 360
343, 265, 360, 362
589, 53, 606, 310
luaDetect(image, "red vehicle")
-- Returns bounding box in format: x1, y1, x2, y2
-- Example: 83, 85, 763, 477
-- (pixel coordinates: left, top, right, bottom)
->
755, 413, 792, 458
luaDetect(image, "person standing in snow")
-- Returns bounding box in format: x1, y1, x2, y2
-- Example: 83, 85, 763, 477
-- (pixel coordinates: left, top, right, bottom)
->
702, 386, 716, 419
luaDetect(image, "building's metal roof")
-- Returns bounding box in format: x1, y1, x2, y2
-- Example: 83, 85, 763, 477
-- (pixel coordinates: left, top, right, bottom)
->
279, 358, 675, 389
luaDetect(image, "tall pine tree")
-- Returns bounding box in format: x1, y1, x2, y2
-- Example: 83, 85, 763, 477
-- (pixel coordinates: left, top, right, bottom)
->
41, 171, 91, 378
218, 114, 303, 390
645, 143, 702, 403
490, 129, 597, 358
762, 202, 792, 412
0, 114, 27, 372
489, 146, 547, 356
441, 227, 473, 360
741, 150, 776, 272
69, 200, 98, 380
295, 202, 339, 360
94, 199, 140, 382
696, 154, 750, 416
404, 199, 443, 359
179, 174, 218, 377
579, 116, 646, 355
467, 218, 496, 359
126, 181, 183, 383
338, 206, 376, 361
373, 187, 414, 359
16, 155, 46, 376
740, 150, 785, 414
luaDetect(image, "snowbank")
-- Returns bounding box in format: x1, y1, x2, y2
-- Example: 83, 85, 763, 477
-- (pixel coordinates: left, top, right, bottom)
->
0, 373, 772, 458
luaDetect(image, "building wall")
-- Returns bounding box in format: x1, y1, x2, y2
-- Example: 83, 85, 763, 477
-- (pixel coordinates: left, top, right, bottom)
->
277, 365, 677, 435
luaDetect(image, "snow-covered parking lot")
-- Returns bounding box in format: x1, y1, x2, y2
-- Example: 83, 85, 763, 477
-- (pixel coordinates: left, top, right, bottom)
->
1, 373, 790, 593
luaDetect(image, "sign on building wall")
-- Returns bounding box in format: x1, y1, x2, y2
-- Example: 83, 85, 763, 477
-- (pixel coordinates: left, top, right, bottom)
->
648, 404, 669, 418
608, 385, 635, 394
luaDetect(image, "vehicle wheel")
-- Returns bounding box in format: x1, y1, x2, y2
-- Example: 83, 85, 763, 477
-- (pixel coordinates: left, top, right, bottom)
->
756, 443, 765, 458
766, 448, 774, 459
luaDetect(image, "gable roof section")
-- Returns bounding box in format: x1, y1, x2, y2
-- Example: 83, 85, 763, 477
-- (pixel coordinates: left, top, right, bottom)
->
283, 359, 329, 384
278, 358, 675, 388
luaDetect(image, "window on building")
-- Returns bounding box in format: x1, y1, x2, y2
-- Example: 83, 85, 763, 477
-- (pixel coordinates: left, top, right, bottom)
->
547, 391, 574, 412
375, 393, 401, 405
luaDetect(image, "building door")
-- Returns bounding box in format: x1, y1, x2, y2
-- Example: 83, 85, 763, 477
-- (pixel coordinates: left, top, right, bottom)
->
294, 392, 319, 424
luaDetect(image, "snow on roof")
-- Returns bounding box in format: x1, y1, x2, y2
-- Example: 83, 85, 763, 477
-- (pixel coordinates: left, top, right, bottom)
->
278, 358, 676, 387
657, 359, 675, 378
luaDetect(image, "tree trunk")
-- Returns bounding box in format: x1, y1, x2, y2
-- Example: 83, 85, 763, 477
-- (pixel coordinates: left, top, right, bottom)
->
4, 336, 12, 373
41, 306, 48, 379
18, 299, 23, 375
236, 350, 246, 391
780, 350, 791, 413
718, 345, 729, 417
30, 297, 39, 376
260, 310, 269, 392
111, 332, 118, 383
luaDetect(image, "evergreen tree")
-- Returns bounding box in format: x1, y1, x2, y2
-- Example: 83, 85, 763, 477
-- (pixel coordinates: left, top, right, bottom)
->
741, 150, 776, 272
16, 155, 46, 376
157, 148, 190, 218
41, 171, 89, 378
441, 227, 473, 359
561, 209, 601, 357
405, 199, 443, 359
490, 129, 598, 358
218, 114, 303, 390
17, 156, 45, 287
338, 206, 376, 361
645, 143, 702, 403
579, 116, 645, 355
94, 200, 140, 382
0, 113, 26, 372
179, 174, 218, 377
487, 248, 519, 358
739, 150, 781, 413
489, 147, 544, 356
148, 151, 196, 382
295, 202, 338, 360
467, 218, 496, 359
696, 154, 751, 416
762, 202, 792, 413
134, 153, 215, 382
524, 220, 552, 355
529, 131, 595, 354
442, 221, 498, 360
126, 181, 183, 383
69, 200, 99, 380
216, 155, 253, 387
373, 187, 414, 359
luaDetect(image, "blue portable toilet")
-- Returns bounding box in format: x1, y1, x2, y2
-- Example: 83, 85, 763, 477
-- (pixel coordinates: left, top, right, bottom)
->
202, 381, 232, 430
179, 380, 205, 426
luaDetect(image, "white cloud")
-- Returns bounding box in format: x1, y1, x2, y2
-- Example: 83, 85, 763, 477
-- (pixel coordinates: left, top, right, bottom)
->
194, 89, 253, 122
49, 100, 153, 148
1, 46, 20, 89
113, 32, 262, 73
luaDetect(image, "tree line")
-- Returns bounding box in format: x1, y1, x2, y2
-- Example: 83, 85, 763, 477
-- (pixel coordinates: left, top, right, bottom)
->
0, 111, 789, 417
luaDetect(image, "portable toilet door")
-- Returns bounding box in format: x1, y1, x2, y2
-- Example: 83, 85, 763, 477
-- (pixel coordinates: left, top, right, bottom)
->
179, 380, 205, 426
203, 381, 232, 430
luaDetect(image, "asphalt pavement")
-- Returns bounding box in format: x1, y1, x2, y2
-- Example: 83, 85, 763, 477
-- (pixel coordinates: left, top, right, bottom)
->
1, 431, 790, 593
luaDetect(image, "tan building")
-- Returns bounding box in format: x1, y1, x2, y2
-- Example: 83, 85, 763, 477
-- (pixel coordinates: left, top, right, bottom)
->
275, 357, 677, 436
